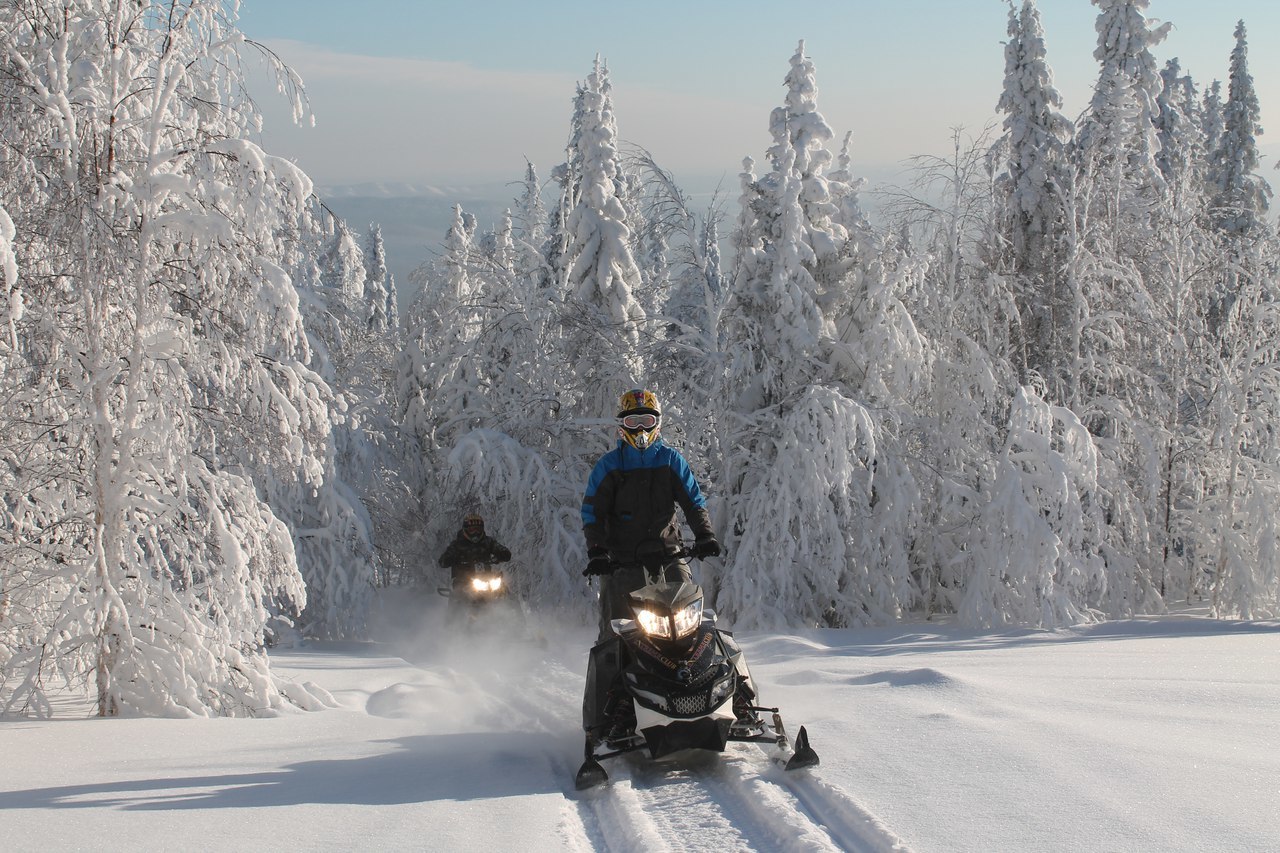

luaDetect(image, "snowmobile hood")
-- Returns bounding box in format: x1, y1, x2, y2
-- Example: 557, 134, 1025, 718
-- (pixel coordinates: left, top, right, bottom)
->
628, 579, 704, 613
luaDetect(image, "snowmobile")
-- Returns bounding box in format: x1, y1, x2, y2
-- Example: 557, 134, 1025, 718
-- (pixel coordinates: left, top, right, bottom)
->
437, 562, 518, 629
575, 553, 819, 790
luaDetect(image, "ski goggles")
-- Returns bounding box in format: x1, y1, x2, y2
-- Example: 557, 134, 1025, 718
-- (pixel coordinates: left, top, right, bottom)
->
619, 413, 659, 430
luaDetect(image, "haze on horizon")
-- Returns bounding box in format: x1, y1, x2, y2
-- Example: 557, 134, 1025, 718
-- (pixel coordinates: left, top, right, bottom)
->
240, 1, 1280, 194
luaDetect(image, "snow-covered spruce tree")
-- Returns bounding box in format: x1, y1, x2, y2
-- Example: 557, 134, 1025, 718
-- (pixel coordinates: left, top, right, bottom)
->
364, 222, 394, 334
514, 160, 549, 266
1052, 0, 1182, 617
1154, 60, 1203, 195
1070, 0, 1167, 405
1074, 0, 1170, 231
716, 42, 919, 628
557, 56, 647, 416
448, 60, 656, 615
1210, 21, 1268, 240
1201, 80, 1225, 177
404, 204, 488, 442
1070, 0, 1168, 411
0, 1, 333, 716
319, 221, 366, 300
1207, 21, 1271, 343
617, 149, 728, 482
994, 0, 1076, 396
385, 272, 401, 335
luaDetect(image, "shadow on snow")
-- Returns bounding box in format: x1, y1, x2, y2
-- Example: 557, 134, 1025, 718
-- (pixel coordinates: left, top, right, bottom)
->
0, 732, 560, 810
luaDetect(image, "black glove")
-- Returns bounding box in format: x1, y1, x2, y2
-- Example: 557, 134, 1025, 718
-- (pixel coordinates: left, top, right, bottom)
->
690, 537, 721, 559
583, 546, 614, 576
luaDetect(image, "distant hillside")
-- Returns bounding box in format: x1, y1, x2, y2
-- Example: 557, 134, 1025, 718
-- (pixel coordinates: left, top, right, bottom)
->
312, 160, 954, 314
317, 185, 515, 309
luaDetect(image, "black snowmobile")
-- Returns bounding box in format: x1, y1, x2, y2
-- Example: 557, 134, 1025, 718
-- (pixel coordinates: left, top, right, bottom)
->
438, 561, 519, 628
575, 553, 819, 790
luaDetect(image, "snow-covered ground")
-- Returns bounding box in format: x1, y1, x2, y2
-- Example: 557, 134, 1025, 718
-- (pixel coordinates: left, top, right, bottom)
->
3, 595, 1278, 853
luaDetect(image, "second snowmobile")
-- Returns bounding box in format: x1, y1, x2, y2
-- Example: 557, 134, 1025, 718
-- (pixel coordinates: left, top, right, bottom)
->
438, 561, 519, 629
575, 554, 819, 789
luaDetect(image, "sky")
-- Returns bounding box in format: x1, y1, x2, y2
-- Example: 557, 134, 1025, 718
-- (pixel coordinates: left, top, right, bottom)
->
4, 597, 1278, 851
236, 0, 1280, 196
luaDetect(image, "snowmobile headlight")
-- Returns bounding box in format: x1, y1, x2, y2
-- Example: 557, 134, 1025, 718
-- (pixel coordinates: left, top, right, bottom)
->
636, 599, 703, 640
709, 671, 735, 706
672, 598, 703, 639
636, 607, 671, 639
471, 576, 502, 593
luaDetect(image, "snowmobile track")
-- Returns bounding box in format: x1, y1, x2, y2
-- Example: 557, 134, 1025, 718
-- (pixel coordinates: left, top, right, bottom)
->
767, 765, 911, 852
570, 745, 910, 853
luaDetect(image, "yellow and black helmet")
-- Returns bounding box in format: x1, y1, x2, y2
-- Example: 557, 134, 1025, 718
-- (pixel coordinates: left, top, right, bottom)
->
617, 388, 660, 417
617, 389, 661, 450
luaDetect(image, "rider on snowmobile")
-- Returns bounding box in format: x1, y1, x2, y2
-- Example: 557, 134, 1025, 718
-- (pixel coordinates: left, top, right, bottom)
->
581, 389, 725, 742
581, 389, 722, 640
438, 513, 511, 590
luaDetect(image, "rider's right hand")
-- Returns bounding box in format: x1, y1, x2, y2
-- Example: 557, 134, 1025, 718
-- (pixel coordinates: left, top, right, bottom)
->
583, 546, 614, 576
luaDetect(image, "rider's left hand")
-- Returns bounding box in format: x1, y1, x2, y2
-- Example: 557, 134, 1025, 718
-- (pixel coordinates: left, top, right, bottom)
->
690, 537, 721, 559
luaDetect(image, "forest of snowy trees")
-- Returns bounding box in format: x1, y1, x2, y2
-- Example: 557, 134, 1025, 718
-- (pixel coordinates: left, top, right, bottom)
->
2, 0, 1278, 717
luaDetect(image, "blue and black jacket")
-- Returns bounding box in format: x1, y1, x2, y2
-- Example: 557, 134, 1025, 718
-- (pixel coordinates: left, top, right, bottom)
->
581, 438, 714, 563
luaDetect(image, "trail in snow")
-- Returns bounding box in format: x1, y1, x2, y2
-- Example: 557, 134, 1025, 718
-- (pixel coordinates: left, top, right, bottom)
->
568, 742, 909, 853
381, 608, 910, 853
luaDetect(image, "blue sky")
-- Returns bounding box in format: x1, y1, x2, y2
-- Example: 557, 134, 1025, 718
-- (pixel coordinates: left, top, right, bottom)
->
237, 1, 1280, 192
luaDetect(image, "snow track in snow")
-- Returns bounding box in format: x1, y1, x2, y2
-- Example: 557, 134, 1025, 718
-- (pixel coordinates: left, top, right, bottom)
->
766, 765, 913, 852
401, 632, 910, 852
568, 746, 910, 853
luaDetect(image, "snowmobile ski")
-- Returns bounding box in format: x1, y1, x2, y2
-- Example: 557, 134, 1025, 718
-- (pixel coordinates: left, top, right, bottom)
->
784, 725, 820, 771
574, 756, 609, 790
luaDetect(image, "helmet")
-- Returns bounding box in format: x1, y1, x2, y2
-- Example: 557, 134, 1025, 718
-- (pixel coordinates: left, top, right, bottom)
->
462, 513, 485, 542
617, 388, 661, 450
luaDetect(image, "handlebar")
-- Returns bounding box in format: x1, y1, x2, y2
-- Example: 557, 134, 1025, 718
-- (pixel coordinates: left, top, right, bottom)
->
593, 545, 724, 576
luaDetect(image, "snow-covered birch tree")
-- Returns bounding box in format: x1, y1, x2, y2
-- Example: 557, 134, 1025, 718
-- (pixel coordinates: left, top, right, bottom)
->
955, 388, 1106, 627
1195, 249, 1280, 619
0, 0, 333, 716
